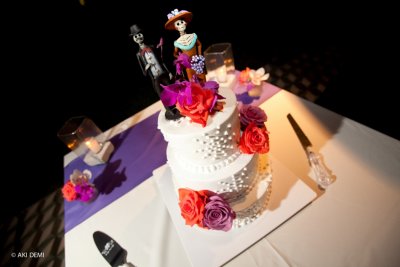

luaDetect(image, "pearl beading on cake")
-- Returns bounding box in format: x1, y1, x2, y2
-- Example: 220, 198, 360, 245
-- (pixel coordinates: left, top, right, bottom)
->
175, 151, 241, 174
168, 115, 241, 168
214, 160, 259, 202
232, 159, 273, 228
194, 123, 236, 161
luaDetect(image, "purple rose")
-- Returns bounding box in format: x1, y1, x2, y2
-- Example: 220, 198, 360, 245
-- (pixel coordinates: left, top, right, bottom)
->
75, 183, 96, 202
203, 195, 236, 231
239, 104, 267, 129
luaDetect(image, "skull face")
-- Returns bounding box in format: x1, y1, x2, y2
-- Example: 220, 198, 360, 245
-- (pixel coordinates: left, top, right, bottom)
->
133, 33, 144, 44
174, 19, 187, 32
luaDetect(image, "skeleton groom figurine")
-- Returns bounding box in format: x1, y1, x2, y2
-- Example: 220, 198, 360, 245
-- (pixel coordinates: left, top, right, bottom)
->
130, 24, 181, 120
165, 9, 206, 82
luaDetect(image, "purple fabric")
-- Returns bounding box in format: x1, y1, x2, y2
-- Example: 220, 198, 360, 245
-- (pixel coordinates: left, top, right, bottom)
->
64, 112, 167, 233
232, 70, 280, 106
63, 80, 280, 233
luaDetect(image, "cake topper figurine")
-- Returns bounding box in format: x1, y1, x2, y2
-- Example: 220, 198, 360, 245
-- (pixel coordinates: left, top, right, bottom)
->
130, 24, 181, 120
165, 9, 206, 82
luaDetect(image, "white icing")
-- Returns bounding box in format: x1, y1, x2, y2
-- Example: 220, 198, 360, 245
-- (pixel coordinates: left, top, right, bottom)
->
158, 87, 240, 167
168, 146, 259, 203
157, 79, 272, 229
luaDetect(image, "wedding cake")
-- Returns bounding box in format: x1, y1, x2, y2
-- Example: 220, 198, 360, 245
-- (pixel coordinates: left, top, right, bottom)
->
158, 81, 272, 231
156, 9, 271, 232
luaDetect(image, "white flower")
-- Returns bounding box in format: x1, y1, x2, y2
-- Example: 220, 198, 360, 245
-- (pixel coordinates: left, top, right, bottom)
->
249, 67, 270, 86
167, 9, 180, 19
70, 169, 91, 185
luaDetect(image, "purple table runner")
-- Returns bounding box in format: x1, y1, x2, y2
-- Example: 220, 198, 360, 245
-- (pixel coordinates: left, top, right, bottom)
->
64, 82, 280, 233
64, 112, 167, 232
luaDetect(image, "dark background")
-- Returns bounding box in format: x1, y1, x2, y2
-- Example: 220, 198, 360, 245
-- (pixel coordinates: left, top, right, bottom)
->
3, 0, 398, 220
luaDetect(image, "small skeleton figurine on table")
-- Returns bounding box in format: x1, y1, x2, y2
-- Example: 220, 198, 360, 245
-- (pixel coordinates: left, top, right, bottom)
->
165, 9, 206, 82
130, 24, 181, 120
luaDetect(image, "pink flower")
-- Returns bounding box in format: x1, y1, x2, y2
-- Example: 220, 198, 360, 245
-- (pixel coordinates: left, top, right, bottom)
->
178, 189, 235, 231
174, 53, 191, 75
75, 182, 96, 202
203, 194, 235, 231
239, 105, 267, 129
62, 169, 97, 203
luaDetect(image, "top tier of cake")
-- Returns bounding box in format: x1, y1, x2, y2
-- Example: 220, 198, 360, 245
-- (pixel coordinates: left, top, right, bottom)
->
158, 87, 241, 173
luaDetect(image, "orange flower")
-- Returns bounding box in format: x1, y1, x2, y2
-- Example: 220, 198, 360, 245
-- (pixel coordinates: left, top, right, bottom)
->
239, 122, 270, 154
178, 188, 208, 227
239, 67, 251, 83
62, 181, 78, 201
176, 83, 215, 127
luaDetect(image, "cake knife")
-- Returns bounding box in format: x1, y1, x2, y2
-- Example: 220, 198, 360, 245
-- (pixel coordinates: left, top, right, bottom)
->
93, 231, 136, 267
287, 113, 334, 189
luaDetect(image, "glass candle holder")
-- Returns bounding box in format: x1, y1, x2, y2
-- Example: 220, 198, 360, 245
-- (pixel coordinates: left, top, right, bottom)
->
204, 43, 235, 83
57, 116, 104, 157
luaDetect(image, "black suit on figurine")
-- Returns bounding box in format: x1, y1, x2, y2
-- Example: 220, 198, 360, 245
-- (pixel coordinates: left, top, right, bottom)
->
130, 24, 181, 120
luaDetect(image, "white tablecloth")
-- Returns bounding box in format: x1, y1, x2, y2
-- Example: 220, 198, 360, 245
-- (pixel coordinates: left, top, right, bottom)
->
65, 90, 400, 267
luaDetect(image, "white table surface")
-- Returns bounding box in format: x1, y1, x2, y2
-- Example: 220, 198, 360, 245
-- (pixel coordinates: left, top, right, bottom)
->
64, 89, 400, 267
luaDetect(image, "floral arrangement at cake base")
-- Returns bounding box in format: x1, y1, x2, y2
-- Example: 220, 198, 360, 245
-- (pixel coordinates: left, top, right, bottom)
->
178, 188, 236, 231
62, 169, 98, 203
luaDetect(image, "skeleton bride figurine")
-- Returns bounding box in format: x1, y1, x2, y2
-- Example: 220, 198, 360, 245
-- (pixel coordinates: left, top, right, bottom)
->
165, 9, 206, 82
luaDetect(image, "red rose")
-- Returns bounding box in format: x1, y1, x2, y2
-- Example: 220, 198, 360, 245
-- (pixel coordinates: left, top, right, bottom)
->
176, 83, 215, 127
239, 122, 270, 154
178, 188, 208, 227
62, 181, 77, 201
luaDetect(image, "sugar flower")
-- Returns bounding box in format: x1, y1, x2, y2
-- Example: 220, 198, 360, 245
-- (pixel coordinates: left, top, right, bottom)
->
178, 188, 235, 231
176, 82, 215, 127
239, 67, 251, 83
239, 122, 270, 154
75, 183, 96, 202
239, 104, 268, 129
160, 80, 192, 107
203, 194, 236, 231
62, 169, 97, 203
174, 53, 191, 75
190, 55, 205, 74
69, 169, 90, 185
239, 67, 270, 90
179, 188, 207, 227
161, 80, 224, 127
62, 181, 78, 202
249, 67, 270, 86
167, 9, 188, 19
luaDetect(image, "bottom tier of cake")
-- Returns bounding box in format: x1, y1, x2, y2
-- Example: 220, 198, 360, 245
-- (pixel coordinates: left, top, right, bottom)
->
168, 146, 272, 229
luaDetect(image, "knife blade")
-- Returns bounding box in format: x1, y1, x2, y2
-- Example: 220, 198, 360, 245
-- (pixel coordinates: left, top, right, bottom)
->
93, 231, 136, 267
287, 113, 334, 189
